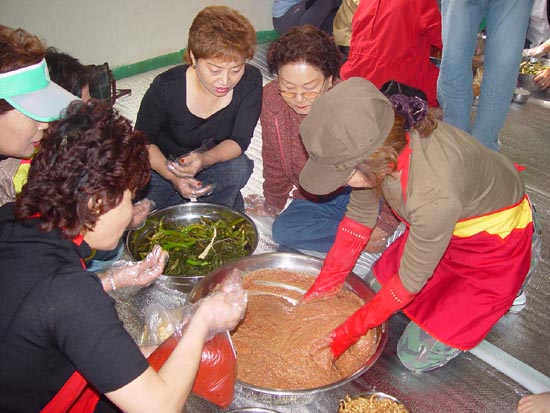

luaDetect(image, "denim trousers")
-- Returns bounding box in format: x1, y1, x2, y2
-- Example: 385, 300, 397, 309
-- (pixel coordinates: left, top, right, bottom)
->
143, 154, 253, 213
437, 0, 533, 150
272, 188, 351, 253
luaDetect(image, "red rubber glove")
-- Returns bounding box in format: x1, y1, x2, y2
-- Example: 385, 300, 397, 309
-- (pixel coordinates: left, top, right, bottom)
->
329, 273, 415, 358
304, 216, 372, 300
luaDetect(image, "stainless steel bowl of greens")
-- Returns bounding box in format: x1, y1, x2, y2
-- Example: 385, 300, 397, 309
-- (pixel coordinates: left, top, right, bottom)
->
126, 203, 258, 279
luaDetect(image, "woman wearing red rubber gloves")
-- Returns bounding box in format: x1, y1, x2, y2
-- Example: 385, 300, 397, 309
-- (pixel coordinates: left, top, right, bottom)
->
299, 77, 540, 372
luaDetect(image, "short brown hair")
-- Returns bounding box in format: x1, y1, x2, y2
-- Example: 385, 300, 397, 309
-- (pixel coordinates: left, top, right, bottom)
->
0, 25, 47, 114
267, 25, 342, 78
15, 100, 150, 239
184, 5, 256, 64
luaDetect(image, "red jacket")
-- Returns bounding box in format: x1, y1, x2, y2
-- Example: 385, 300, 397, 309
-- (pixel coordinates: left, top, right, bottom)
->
340, 0, 442, 107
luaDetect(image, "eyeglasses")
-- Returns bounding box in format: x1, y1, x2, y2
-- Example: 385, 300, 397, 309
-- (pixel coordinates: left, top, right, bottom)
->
278, 79, 327, 100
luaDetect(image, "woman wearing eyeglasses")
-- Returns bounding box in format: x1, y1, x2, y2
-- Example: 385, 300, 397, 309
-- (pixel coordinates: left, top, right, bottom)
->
246, 25, 393, 253
243, 25, 343, 253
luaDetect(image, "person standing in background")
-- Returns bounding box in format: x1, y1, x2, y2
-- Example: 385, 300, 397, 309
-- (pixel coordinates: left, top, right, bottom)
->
437, 0, 534, 151
272, 0, 343, 36
332, 0, 361, 58
525, 0, 550, 49
523, 38, 550, 90
339, 0, 442, 108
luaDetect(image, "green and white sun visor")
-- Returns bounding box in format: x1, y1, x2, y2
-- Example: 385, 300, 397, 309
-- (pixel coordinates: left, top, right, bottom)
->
0, 58, 80, 122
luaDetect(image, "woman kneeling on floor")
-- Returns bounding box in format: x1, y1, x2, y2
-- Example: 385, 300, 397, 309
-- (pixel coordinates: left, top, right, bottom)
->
0, 100, 246, 413
135, 5, 262, 212
299, 78, 540, 372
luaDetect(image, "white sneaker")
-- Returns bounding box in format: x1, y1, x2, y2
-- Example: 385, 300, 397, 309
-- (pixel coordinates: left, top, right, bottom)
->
509, 291, 526, 313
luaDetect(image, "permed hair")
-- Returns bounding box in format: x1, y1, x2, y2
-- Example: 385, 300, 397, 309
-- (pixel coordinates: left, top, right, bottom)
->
15, 100, 150, 238
183, 5, 256, 64
267, 24, 342, 78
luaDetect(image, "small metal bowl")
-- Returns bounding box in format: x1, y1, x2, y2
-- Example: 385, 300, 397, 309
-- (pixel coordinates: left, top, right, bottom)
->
125, 203, 258, 292
512, 87, 530, 103
338, 391, 409, 412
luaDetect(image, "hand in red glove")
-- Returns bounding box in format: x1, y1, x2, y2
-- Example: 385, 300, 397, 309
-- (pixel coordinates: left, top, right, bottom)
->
303, 216, 372, 300
329, 273, 415, 358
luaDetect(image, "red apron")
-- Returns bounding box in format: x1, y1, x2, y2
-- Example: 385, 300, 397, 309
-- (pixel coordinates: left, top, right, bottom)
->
41, 234, 101, 413
373, 196, 533, 350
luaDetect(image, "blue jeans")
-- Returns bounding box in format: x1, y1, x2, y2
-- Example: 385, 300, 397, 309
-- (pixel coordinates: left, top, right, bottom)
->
272, 189, 351, 253
144, 154, 253, 213
437, 0, 533, 150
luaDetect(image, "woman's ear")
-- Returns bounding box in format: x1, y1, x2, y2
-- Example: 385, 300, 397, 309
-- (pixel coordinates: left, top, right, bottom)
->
189, 51, 196, 67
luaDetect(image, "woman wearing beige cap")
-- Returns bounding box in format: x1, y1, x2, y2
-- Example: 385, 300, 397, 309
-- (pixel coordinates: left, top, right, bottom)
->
299, 77, 540, 372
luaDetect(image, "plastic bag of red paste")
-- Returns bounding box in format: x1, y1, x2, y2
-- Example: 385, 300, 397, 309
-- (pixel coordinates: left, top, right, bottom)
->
147, 330, 237, 408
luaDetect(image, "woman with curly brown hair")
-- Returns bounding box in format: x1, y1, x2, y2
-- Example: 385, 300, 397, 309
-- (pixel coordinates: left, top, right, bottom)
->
135, 5, 262, 212
246, 24, 395, 254
0, 100, 246, 413
0, 24, 157, 276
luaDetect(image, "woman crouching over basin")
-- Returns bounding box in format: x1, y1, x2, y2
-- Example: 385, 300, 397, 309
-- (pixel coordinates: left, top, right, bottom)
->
0, 101, 246, 413
299, 78, 540, 372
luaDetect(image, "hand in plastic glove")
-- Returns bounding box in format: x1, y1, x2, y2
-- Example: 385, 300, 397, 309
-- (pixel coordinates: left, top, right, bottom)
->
169, 175, 215, 199
194, 270, 248, 341
303, 216, 372, 301
327, 273, 415, 358
244, 194, 281, 217
523, 44, 547, 58
140, 270, 246, 348
128, 198, 155, 229
534, 69, 550, 90
167, 155, 204, 178
99, 245, 169, 291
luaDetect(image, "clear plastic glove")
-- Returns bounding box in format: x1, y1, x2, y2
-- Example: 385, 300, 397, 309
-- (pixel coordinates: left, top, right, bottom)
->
141, 269, 247, 346
168, 138, 217, 178
244, 194, 281, 217
534, 69, 550, 90
166, 157, 203, 178
128, 198, 156, 230
169, 174, 215, 201
99, 245, 168, 291
194, 270, 248, 341
523, 44, 547, 58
